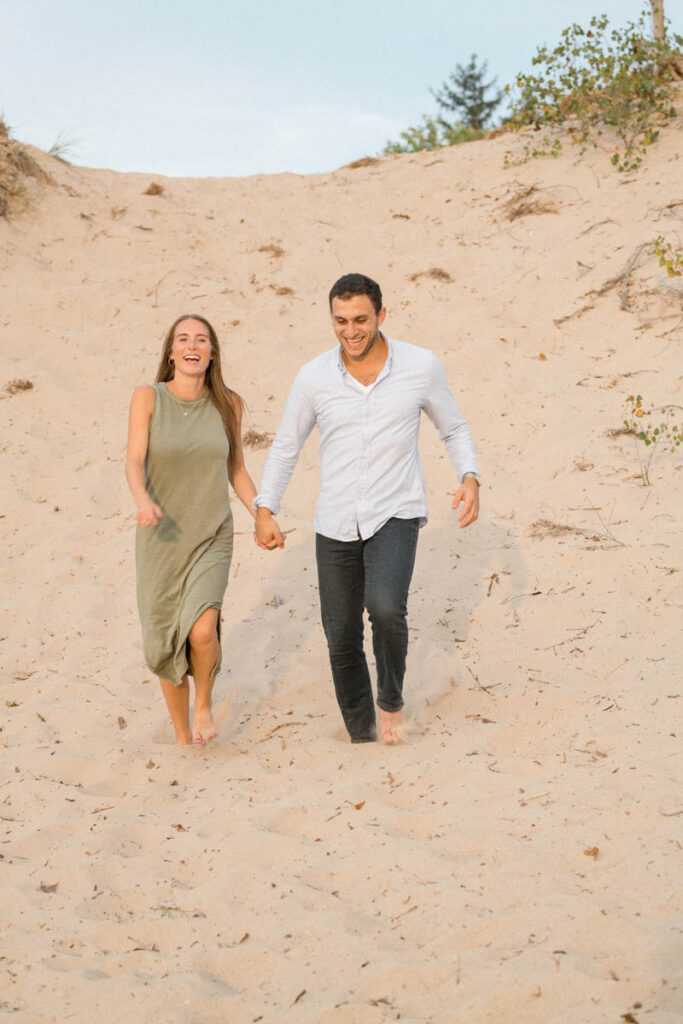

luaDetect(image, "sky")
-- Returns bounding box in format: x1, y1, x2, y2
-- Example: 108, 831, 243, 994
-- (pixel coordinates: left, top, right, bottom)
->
1, 0, 673, 179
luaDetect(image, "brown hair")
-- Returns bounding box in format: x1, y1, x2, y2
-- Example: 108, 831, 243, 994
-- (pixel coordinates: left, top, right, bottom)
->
156, 314, 243, 472
329, 273, 383, 314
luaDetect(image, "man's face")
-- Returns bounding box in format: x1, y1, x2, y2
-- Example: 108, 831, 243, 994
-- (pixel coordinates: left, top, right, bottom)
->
331, 294, 386, 362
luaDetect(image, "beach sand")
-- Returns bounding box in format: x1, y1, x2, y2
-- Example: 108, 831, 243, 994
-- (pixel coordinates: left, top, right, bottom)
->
1, 116, 682, 1022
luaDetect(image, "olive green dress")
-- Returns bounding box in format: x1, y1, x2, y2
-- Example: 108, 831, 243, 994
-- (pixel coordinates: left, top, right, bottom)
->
136, 382, 234, 686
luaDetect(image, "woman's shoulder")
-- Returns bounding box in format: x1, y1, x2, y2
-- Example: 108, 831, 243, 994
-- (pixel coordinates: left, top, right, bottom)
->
130, 383, 158, 411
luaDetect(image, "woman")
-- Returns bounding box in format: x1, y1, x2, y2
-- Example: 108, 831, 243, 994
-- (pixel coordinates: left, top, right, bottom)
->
126, 314, 267, 745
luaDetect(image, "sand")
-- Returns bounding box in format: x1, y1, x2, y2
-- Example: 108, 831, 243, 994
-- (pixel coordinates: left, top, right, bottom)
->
1, 112, 682, 1023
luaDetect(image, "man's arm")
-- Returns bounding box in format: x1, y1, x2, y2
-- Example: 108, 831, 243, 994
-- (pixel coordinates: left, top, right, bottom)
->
422, 353, 480, 528
254, 368, 317, 547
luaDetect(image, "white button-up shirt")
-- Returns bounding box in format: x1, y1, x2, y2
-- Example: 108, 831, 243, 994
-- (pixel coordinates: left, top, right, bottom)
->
255, 336, 480, 542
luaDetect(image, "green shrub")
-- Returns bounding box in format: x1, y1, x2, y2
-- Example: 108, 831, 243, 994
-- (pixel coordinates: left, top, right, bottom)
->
383, 116, 486, 155
652, 234, 683, 277
506, 9, 682, 172
623, 394, 682, 485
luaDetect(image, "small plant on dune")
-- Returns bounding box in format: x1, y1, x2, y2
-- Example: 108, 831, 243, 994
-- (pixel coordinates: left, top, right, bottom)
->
652, 234, 683, 277
0, 117, 51, 217
47, 130, 79, 164
505, 8, 682, 172
623, 394, 683, 484
383, 116, 485, 154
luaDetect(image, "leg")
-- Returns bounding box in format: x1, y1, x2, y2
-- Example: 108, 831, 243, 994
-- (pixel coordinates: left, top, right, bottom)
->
364, 518, 419, 744
159, 676, 192, 745
187, 607, 220, 743
316, 533, 376, 742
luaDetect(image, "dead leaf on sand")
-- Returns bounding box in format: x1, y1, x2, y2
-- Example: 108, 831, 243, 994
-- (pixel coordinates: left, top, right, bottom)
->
39, 882, 58, 893
584, 846, 599, 859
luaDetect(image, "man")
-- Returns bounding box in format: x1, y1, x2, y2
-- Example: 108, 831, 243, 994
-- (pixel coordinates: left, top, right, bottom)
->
255, 273, 480, 744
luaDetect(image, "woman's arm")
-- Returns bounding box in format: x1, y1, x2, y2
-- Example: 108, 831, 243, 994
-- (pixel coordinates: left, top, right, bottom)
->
228, 400, 284, 549
125, 386, 163, 527
227, 399, 259, 514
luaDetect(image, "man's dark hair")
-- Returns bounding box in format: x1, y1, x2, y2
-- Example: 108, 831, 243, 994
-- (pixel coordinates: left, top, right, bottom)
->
329, 273, 383, 315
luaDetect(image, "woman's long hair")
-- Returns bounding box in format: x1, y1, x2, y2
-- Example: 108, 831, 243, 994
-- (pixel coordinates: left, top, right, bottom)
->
156, 314, 243, 473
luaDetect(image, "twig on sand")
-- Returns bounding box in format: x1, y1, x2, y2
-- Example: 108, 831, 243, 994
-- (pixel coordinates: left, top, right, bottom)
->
554, 243, 647, 325
147, 270, 174, 308
543, 621, 598, 651
620, 244, 646, 312
466, 665, 497, 696
257, 721, 306, 743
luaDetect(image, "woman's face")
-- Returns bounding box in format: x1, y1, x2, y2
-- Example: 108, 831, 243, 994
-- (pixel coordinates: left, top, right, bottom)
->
170, 318, 213, 378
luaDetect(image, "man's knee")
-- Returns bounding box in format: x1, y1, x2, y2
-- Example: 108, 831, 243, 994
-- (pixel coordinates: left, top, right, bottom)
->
366, 593, 406, 629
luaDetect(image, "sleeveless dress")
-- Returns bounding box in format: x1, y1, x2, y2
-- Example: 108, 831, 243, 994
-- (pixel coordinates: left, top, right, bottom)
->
135, 382, 234, 685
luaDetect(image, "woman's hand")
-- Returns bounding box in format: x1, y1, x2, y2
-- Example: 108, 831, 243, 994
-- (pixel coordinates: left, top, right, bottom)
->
136, 502, 164, 527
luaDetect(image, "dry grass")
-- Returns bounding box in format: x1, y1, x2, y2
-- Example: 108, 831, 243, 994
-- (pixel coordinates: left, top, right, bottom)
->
409, 267, 453, 283
243, 429, 272, 450
503, 184, 558, 221
143, 182, 164, 196
345, 156, 381, 169
258, 243, 285, 259
529, 518, 601, 542
0, 119, 52, 217
4, 378, 34, 396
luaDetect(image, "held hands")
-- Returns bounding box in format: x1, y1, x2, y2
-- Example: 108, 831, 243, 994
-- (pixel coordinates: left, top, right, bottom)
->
254, 507, 285, 550
136, 501, 164, 527
451, 478, 479, 528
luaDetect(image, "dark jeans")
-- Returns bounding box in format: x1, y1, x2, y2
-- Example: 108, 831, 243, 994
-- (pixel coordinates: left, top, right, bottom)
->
316, 517, 420, 742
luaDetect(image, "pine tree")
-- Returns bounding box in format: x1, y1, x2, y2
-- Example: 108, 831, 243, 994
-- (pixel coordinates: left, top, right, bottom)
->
432, 54, 503, 131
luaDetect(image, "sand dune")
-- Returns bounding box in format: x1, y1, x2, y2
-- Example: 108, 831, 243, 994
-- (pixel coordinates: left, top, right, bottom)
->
1, 114, 682, 1022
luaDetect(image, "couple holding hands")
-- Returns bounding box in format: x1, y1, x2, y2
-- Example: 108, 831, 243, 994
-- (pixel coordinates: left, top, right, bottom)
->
125, 273, 480, 747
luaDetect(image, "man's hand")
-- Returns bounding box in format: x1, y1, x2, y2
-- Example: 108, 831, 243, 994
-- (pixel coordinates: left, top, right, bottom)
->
451, 478, 479, 528
254, 507, 285, 549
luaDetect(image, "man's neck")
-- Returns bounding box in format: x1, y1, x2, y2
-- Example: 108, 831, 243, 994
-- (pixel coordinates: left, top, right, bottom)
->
342, 333, 388, 385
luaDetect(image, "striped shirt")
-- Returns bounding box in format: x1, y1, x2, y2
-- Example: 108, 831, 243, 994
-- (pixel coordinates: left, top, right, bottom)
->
255, 336, 480, 542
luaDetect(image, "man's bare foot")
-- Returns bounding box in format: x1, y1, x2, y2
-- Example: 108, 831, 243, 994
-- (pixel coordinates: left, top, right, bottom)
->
193, 704, 217, 744
379, 708, 407, 744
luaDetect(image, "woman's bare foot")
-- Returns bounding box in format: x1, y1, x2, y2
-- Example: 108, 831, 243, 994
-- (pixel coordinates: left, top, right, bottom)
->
379, 708, 407, 744
193, 704, 217, 744
174, 727, 193, 746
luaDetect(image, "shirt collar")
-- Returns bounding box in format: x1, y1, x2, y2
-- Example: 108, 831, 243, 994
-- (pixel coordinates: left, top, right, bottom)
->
336, 333, 393, 377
